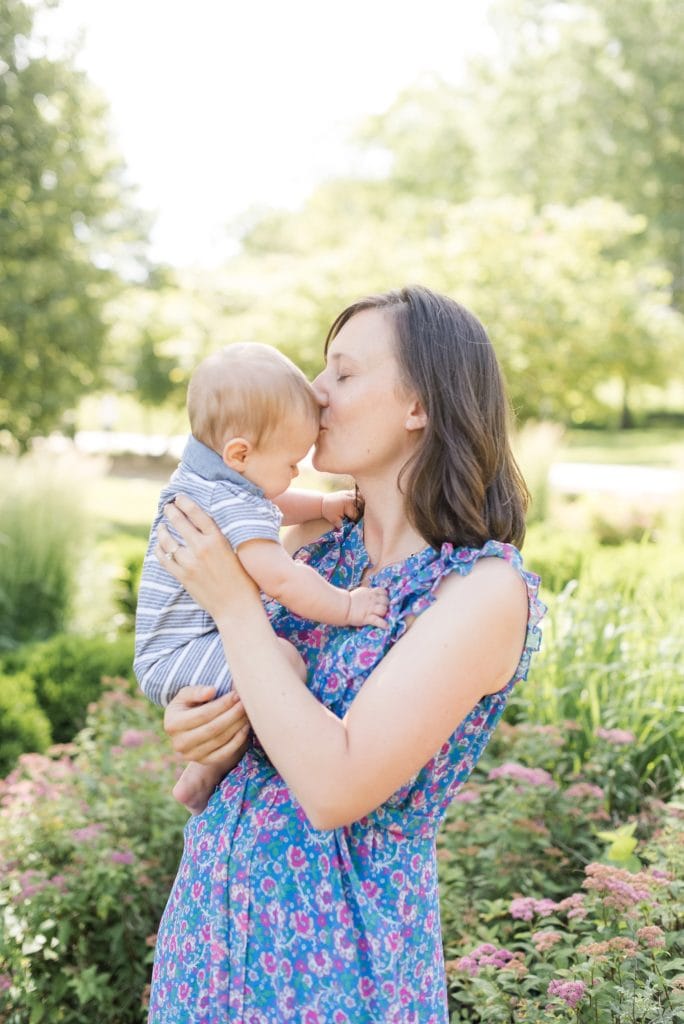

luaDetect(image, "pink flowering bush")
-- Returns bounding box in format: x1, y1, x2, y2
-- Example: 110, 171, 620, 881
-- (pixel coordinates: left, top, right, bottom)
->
441, 736, 684, 1022
0, 677, 187, 1024
438, 722, 615, 952
446, 828, 684, 1021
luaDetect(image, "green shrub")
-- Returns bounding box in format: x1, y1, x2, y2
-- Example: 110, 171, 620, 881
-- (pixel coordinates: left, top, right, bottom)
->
523, 522, 590, 593
0, 674, 52, 776
0, 678, 185, 1024
512, 542, 684, 812
0, 634, 135, 745
437, 723, 684, 1022
0, 458, 89, 647
445, 802, 684, 1022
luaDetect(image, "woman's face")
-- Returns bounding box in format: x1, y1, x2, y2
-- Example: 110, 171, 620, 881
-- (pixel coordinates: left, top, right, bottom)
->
311, 307, 423, 480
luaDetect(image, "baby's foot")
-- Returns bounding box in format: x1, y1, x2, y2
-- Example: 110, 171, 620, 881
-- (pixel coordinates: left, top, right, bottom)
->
172, 765, 220, 815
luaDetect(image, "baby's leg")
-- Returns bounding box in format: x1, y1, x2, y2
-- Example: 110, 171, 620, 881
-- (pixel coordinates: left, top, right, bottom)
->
173, 761, 226, 815
173, 643, 303, 814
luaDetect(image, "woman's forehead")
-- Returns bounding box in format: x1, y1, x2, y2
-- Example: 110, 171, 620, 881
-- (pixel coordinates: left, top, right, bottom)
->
328, 309, 395, 362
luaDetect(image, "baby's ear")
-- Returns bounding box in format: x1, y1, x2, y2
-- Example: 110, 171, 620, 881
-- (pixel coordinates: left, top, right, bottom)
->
222, 437, 251, 470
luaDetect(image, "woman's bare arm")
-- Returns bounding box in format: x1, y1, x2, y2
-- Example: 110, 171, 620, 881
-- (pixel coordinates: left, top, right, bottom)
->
160, 495, 527, 830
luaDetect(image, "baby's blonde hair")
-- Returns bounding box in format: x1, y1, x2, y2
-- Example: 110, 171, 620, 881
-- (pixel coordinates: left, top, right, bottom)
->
187, 343, 319, 452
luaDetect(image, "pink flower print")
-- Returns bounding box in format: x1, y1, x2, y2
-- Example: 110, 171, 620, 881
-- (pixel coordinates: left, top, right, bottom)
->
359, 977, 375, 999
392, 870, 405, 885
361, 880, 379, 899
304, 1012, 321, 1024
307, 951, 332, 977
291, 911, 313, 937
359, 649, 376, 668
191, 881, 203, 900
333, 1012, 349, 1024
399, 986, 413, 1005
236, 911, 249, 932
385, 931, 402, 953
260, 952, 278, 975
261, 876, 276, 894
337, 904, 352, 927
287, 846, 306, 870
177, 982, 190, 1001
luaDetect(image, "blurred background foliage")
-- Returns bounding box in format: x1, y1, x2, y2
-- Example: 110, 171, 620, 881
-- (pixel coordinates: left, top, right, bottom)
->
0, 0, 683, 447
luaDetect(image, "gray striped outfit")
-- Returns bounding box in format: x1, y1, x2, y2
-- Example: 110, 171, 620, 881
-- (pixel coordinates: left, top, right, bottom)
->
134, 436, 281, 707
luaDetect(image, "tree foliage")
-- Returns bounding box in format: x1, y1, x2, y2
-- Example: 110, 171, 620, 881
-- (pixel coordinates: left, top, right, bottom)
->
0, 0, 149, 448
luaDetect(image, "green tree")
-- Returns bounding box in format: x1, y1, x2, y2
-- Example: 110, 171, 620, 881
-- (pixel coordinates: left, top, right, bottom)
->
0, 0, 150, 449
476, 0, 684, 304
227, 193, 683, 424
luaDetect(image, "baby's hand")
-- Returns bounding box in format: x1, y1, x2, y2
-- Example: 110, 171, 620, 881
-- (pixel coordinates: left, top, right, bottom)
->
321, 489, 359, 528
347, 586, 389, 629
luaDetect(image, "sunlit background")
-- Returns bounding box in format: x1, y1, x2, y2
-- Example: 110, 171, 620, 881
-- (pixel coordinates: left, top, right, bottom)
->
1, 3, 684, 1020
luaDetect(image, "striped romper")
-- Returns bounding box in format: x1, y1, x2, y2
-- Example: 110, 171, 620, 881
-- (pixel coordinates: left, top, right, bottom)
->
134, 435, 282, 707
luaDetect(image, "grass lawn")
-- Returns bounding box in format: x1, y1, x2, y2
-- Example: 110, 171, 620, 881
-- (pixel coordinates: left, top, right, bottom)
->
559, 427, 684, 466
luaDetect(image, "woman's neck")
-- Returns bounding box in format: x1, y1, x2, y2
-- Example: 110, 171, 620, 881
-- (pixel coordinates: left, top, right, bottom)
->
358, 477, 428, 572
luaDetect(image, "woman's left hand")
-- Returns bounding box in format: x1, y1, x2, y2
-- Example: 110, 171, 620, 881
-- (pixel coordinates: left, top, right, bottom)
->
156, 493, 259, 619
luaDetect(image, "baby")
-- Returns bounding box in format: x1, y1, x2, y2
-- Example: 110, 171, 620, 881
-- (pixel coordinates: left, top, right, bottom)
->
134, 343, 387, 813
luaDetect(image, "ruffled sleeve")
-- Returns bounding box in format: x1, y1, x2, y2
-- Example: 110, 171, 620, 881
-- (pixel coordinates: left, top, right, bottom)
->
428, 540, 545, 690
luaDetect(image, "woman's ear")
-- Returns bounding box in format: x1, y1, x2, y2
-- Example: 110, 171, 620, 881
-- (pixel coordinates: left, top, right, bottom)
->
221, 437, 251, 471
405, 398, 427, 432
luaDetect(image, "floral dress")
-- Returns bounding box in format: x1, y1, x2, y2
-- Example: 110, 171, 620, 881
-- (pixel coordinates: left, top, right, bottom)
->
148, 520, 545, 1024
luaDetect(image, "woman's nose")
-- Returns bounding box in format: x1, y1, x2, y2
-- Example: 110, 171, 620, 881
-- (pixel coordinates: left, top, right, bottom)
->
311, 372, 328, 405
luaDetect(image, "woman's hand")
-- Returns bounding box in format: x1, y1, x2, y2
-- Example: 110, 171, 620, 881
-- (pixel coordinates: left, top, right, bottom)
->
164, 685, 251, 765
155, 493, 259, 619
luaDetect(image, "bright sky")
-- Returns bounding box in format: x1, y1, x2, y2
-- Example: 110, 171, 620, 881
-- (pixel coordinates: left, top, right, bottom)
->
44, 0, 494, 267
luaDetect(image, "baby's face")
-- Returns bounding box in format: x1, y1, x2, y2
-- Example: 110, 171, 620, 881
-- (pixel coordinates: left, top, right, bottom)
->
245, 415, 319, 499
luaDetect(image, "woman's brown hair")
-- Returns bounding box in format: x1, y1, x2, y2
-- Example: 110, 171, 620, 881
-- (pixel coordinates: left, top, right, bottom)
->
325, 286, 529, 550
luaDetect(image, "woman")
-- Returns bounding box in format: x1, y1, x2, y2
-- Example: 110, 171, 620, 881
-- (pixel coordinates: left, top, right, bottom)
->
148, 286, 545, 1023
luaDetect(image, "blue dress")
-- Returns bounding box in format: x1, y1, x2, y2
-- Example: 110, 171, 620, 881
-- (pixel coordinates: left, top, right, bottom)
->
148, 520, 544, 1023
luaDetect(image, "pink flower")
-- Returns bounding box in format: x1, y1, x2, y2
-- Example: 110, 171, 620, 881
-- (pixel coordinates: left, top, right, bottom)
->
583, 863, 660, 912
0, 974, 11, 992
71, 823, 106, 843
564, 782, 605, 801
637, 925, 666, 949
120, 728, 154, 747
532, 930, 563, 953
509, 896, 558, 921
455, 943, 523, 977
595, 727, 635, 745
110, 850, 135, 865
547, 979, 586, 1009
454, 789, 479, 803
488, 762, 556, 788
